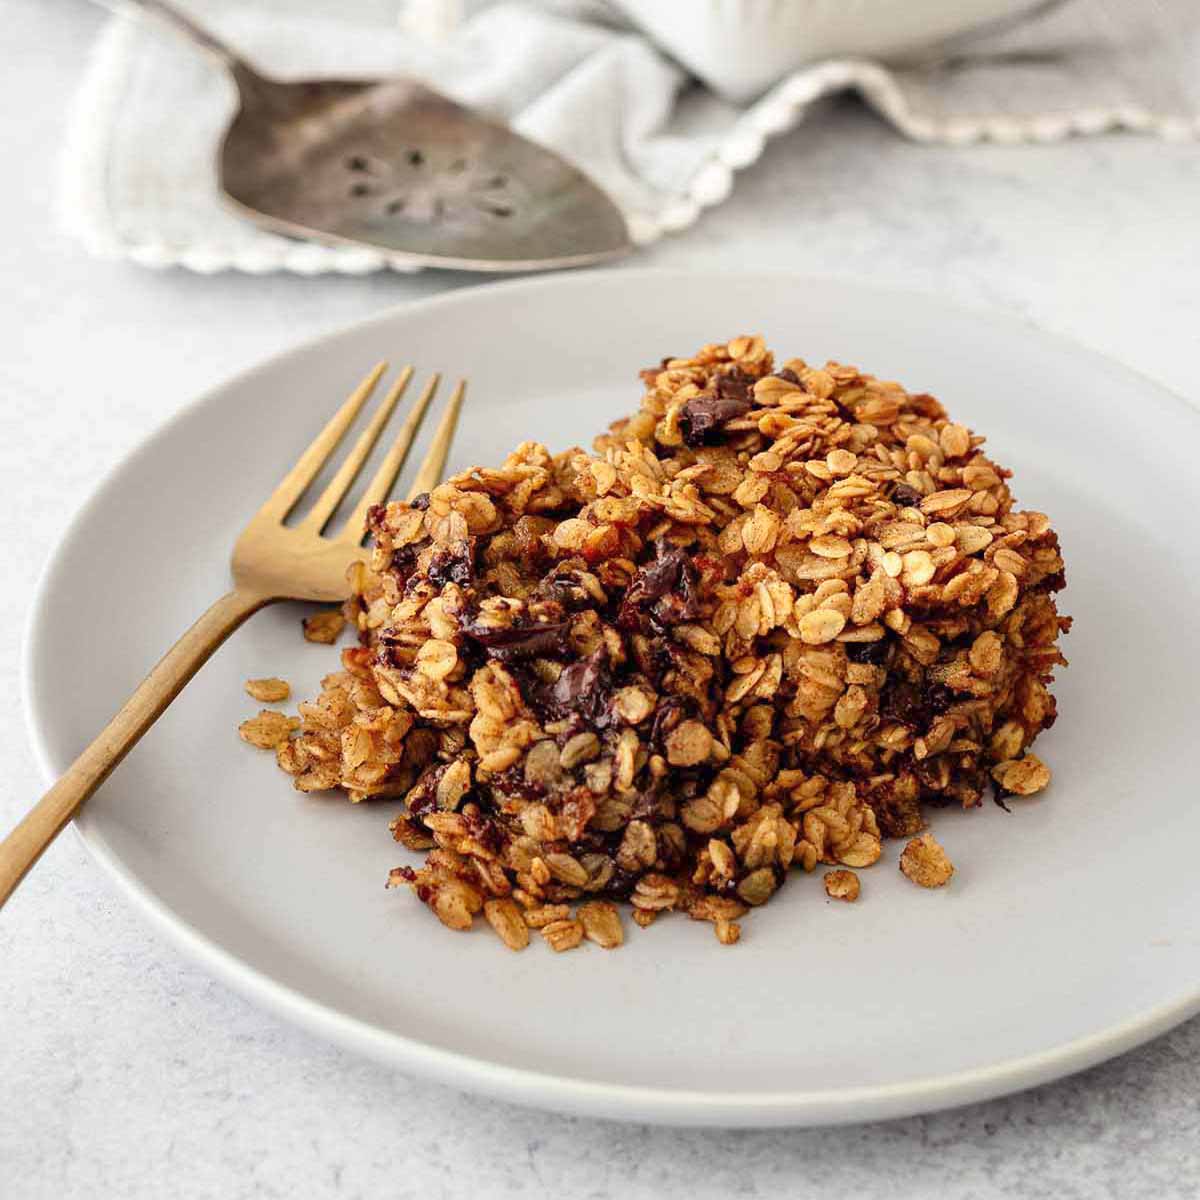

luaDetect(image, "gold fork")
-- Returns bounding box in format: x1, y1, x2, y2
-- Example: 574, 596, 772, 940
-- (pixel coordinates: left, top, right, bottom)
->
0, 364, 463, 907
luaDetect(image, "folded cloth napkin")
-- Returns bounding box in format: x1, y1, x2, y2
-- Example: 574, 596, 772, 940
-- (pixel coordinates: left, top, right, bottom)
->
61, 0, 1200, 274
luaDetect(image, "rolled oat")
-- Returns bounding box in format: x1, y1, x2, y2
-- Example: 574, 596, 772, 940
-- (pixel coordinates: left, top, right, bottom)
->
899, 833, 955, 888
244, 677, 291, 703
823, 869, 861, 902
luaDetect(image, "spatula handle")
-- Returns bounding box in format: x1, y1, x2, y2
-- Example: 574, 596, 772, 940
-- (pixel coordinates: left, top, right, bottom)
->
108, 0, 247, 72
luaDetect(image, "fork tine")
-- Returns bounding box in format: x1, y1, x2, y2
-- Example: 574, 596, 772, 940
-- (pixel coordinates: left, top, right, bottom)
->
336, 373, 441, 542
296, 366, 415, 534
259, 362, 388, 522
406, 380, 466, 502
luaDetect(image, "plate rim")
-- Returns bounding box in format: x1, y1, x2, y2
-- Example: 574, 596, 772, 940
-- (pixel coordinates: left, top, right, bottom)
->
22, 267, 1200, 1127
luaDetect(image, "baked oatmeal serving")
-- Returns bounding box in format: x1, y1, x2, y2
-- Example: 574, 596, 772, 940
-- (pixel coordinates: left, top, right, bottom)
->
240, 336, 1069, 951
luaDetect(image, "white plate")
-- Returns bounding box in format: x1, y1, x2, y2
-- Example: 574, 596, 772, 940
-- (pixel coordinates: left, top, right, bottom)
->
24, 270, 1200, 1127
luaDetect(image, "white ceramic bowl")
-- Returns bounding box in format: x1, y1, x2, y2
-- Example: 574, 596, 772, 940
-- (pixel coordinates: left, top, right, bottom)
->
611, 0, 1055, 101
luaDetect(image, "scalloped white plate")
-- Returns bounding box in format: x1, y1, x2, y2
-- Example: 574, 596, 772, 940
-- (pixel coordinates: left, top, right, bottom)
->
24, 270, 1200, 1126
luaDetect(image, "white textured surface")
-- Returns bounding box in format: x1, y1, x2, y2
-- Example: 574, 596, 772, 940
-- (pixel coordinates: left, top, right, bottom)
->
3, 1, 1200, 1197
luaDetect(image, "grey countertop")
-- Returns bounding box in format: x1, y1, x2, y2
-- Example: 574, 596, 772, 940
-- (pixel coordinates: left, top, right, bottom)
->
3, 3, 1199, 1197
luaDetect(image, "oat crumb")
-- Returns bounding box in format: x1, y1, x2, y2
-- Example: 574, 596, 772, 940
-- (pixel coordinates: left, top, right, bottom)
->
900, 833, 955, 888
824, 869, 861, 902
302, 610, 346, 644
991, 754, 1052, 797
238, 709, 299, 749
244, 676, 290, 703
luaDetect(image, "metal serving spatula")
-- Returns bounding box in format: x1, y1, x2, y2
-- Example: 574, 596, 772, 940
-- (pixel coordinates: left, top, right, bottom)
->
121, 0, 632, 272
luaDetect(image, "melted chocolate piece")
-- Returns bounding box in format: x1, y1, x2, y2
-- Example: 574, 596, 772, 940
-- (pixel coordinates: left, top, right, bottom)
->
649, 696, 686, 750
600, 866, 640, 900
624, 546, 684, 607
619, 542, 703, 630
461, 619, 568, 662
389, 543, 419, 579
487, 766, 546, 802
426, 539, 476, 589
882, 680, 957, 730
545, 650, 613, 725
535, 564, 595, 610
846, 638, 890, 665
464, 808, 507, 854
678, 370, 755, 447
405, 765, 443, 818
632, 634, 680, 688
882, 682, 927, 729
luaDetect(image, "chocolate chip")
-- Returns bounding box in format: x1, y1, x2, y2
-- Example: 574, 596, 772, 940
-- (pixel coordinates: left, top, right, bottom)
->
678, 370, 755, 447
389, 543, 419, 578
464, 808, 506, 854
654, 560, 702, 625
882, 682, 927, 729
846, 638, 890, 665
405, 765, 443, 817
535, 564, 595, 610
631, 634, 678, 686
545, 650, 613, 724
409, 492, 431, 511
881, 679, 957, 730
458, 612, 568, 662
625, 545, 685, 606
774, 368, 801, 384
619, 542, 703, 629
426, 539, 476, 589
486, 766, 546, 802
649, 697, 686, 750
892, 483, 924, 508
601, 866, 639, 900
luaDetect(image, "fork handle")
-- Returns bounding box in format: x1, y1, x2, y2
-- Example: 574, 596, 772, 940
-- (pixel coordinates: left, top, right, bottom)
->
0, 588, 269, 908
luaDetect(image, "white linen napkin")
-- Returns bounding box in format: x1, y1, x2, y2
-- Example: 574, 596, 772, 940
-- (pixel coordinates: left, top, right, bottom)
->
61, 0, 1200, 275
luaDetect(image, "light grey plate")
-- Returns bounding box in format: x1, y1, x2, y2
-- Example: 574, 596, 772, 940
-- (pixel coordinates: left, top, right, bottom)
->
24, 270, 1200, 1127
